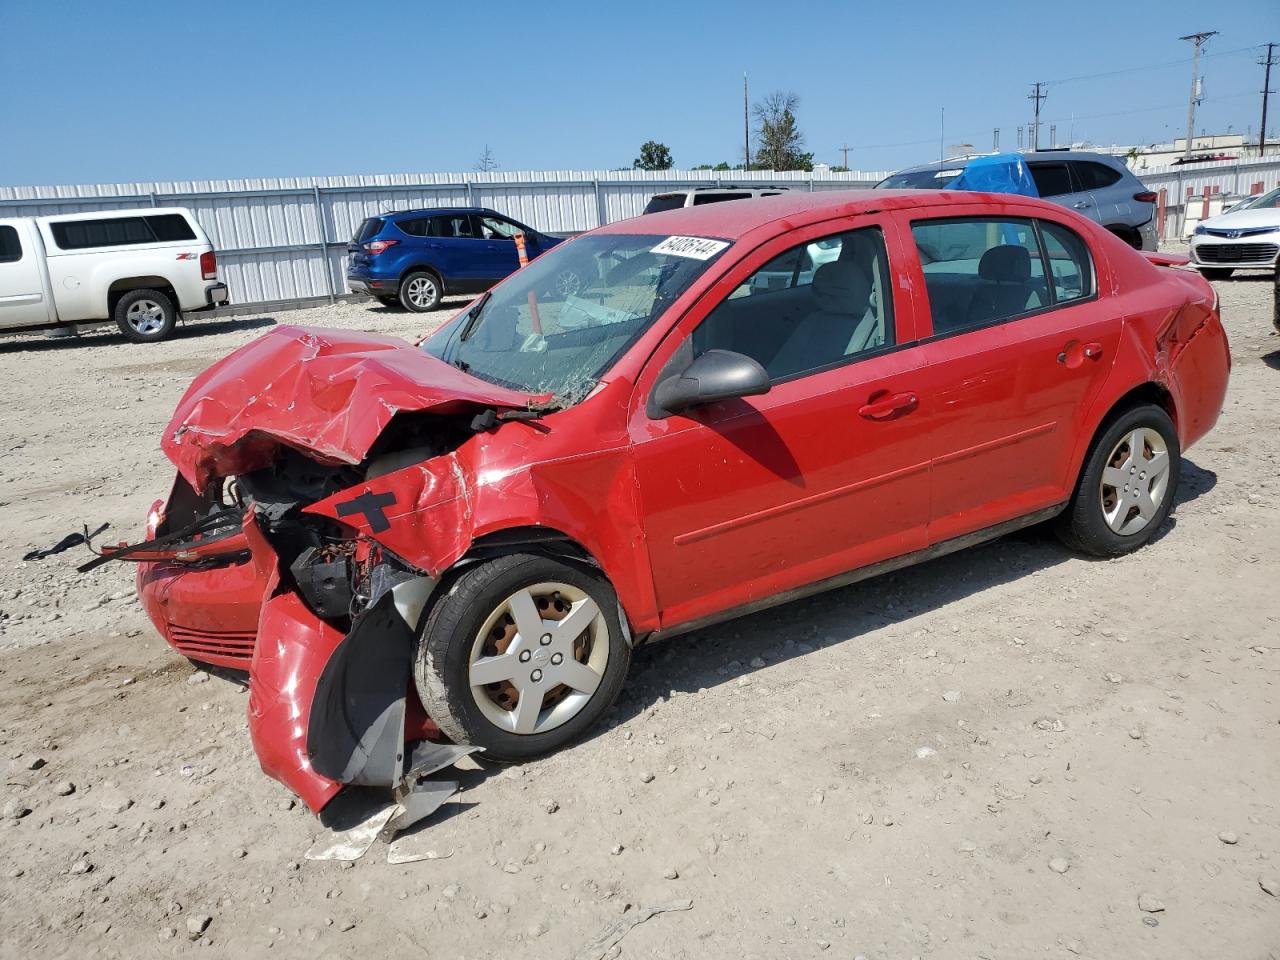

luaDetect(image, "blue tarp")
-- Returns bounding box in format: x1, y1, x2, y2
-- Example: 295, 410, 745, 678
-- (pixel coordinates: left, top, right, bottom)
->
944, 153, 1040, 197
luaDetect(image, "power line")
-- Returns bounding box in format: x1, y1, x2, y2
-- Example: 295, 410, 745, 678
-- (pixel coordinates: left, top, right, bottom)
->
1044, 43, 1261, 87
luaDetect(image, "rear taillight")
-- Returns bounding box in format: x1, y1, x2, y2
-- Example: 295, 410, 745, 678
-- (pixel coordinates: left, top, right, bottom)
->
199, 250, 217, 280
365, 239, 398, 255
1133, 192, 1158, 204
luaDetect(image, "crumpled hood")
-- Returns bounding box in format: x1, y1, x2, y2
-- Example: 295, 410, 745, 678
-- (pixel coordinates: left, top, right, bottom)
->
162, 325, 533, 491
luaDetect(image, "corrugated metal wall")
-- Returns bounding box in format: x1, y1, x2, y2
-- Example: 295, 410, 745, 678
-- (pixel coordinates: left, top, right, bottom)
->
0, 169, 887, 306
3, 159, 1278, 307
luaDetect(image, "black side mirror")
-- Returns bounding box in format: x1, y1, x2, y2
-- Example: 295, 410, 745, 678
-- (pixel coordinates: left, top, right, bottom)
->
652, 349, 770, 416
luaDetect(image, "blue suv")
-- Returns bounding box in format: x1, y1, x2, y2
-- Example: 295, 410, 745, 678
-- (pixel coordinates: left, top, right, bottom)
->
346, 207, 564, 312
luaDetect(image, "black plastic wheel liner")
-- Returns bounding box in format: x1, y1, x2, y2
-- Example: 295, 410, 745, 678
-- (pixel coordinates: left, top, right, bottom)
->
306, 589, 414, 786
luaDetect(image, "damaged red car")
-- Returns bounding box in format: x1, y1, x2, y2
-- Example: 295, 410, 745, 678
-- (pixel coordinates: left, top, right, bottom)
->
115, 190, 1229, 815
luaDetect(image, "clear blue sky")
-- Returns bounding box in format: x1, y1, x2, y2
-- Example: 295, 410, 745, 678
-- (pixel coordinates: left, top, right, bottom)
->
1, 0, 1277, 186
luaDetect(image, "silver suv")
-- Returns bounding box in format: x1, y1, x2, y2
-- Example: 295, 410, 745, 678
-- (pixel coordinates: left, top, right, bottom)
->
642, 184, 791, 214
877, 151, 1158, 250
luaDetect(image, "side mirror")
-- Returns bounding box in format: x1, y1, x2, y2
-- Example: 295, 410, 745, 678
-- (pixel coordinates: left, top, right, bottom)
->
652, 349, 770, 416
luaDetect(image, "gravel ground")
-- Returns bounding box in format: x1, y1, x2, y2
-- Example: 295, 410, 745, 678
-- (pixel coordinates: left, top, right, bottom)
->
0, 276, 1277, 960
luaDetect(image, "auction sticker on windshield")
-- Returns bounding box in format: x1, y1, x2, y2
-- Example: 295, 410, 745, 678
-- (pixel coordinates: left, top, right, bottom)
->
650, 236, 731, 260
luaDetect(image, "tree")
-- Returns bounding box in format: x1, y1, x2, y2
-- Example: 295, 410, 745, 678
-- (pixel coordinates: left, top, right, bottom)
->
691, 163, 714, 170
633, 141, 674, 171
474, 145, 498, 173
752, 91, 813, 171
830, 165, 851, 173
712, 161, 732, 171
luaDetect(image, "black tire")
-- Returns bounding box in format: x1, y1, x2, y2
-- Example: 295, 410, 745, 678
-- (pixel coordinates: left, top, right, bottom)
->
114, 288, 177, 343
1056, 404, 1181, 557
1197, 267, 1234, 281
398, 270, 442, 312
375, 295, 399, 308
414, 553, 630, 761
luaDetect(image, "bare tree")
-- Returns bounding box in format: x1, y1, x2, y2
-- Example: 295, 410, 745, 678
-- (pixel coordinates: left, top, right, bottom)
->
474, 145, 499, 173
752, 91, 813, 171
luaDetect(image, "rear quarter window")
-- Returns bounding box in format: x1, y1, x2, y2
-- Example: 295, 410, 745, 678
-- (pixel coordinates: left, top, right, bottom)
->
355, 218, 385, 243
1071, 161, 1123, 190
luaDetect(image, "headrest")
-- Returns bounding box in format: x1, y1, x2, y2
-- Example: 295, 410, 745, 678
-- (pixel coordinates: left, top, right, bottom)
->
979, 244, 1032, 283
812, 260, 871, 313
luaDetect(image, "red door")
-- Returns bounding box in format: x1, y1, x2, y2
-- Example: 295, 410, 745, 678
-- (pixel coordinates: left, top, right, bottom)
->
627, 216, 932, 631
904, 211, 1123, 543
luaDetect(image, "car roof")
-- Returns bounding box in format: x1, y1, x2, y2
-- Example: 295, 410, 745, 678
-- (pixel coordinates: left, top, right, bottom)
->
379, 206, 499, 219
891, 151, 1126, 177
599, 189, 1058, 241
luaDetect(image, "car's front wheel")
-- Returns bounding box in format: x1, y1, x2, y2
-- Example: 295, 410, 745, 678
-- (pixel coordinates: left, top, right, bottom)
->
414, 553, 630, 761
1197, 267, 1234, 280
399, 270, 442, 312
1056, 404, 1181, 557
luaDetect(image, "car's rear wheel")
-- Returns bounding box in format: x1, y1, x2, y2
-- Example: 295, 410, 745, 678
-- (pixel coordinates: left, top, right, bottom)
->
115, 289, 177, 343
1197, 267, 1234, 280
1056, 404, 1180, 557
399, 270, 442, 312
414, 553, 630, 761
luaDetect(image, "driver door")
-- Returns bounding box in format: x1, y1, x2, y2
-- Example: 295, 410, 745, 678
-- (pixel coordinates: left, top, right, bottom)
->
628, 217, 932, 631
473, 214, 523, 281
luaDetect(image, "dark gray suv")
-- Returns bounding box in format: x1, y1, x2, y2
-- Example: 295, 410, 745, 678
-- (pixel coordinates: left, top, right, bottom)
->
877, 151, 1158, 250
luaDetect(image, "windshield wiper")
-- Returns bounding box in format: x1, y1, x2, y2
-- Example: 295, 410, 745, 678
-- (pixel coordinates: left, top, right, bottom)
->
469, 401, 562, 434
458, 291, 492, 342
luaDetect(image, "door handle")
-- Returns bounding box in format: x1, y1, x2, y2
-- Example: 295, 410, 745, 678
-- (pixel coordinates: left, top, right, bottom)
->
1057, 341, 1104, 365
1072, 200, 1091, 208
858, 391, 918, 421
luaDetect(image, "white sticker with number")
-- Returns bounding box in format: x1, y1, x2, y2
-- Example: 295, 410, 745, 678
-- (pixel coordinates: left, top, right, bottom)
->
650, 235, 730, 260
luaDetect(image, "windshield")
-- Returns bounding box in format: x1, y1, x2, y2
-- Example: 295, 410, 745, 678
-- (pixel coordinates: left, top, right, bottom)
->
423, 233, 730, 404
876, 167, 964, 189
1245, 187, 1280, 210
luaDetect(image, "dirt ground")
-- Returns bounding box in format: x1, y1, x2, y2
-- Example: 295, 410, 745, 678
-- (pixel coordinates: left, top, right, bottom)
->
0, 272, 1277, 960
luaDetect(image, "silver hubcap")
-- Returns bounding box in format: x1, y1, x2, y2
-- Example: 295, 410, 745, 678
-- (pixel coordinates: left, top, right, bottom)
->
1100, 427, 1171, 535
468, 583, 608, 736
125, 299, 166, 334
406, 276, 437, 309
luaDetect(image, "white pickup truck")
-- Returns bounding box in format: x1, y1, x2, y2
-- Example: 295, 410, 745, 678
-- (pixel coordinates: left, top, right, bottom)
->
0, 207, 229, 343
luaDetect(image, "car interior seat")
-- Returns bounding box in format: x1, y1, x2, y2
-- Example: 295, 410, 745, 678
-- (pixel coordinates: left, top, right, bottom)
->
765, 260, 874, 379
969, 245, 1043, 324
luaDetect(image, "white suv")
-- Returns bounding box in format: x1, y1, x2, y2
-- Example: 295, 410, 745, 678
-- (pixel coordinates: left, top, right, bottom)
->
0, 207, 229, 343
642, 185, 791, 214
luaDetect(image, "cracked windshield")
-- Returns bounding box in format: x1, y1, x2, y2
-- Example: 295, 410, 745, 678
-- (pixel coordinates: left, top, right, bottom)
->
424, 234, 729, 403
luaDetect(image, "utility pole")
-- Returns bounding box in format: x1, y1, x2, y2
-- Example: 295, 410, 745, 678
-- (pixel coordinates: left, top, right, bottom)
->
1180, 31, 1218, 161
839, 143, 851, 168
1028, 82, 1047, 151
1261, 42, 1277, 157
743, 73, 750, 169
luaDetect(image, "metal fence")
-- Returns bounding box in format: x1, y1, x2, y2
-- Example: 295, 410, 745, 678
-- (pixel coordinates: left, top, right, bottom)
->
3, 157, 1278, 309
0, 169, 888, 308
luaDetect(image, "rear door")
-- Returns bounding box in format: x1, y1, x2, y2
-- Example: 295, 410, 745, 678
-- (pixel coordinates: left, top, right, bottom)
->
0, 220, 52, 328
1069, 159, 1127, 225
1028, 160, 1098, 223
905, 209, 1122, 543
472, 214, 524, 281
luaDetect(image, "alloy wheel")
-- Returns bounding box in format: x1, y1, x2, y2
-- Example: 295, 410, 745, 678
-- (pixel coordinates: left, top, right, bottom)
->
125, 299, 166, 335
406, 276, 437, 309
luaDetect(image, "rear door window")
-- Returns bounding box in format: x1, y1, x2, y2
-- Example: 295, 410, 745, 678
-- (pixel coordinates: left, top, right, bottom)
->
911, 218, 1049, 335
1027, 163, 1074, 198
0, 225, 21, 263
1070, 161, 1122, 191
427, 215, 475, 238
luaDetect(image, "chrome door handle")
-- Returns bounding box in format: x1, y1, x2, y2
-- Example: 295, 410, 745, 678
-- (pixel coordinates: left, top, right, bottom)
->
1072, 201, 1091, 209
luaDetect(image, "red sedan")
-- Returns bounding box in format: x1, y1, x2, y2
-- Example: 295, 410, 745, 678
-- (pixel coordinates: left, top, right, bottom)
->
125, 190, 1229, 813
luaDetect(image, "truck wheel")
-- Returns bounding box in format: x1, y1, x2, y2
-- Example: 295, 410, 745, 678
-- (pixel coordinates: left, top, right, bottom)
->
414, 553, 630, 761
115, 289, 177, 343
399, 271, 442, 312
